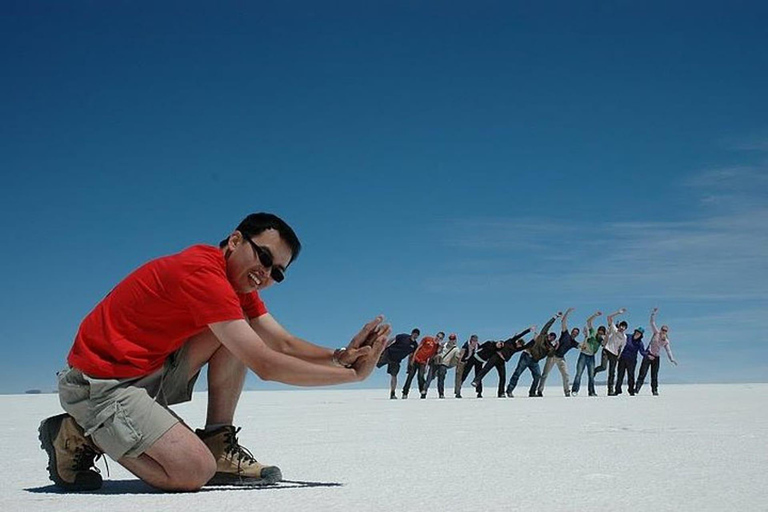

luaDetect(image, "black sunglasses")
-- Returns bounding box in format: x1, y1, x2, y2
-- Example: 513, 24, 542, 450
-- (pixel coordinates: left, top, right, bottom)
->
243, 237, 285, 283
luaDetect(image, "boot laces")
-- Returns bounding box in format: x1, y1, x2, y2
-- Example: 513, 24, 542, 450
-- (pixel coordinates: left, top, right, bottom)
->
224, 427, 258, 468
67, 438, 109, 476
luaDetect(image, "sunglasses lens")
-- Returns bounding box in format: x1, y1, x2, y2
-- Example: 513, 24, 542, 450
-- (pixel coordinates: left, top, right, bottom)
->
271, 269, 285, 283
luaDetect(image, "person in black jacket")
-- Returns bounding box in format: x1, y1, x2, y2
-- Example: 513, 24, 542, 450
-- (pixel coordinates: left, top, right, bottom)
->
455, 335, 482, 398
470, 326, 536, 398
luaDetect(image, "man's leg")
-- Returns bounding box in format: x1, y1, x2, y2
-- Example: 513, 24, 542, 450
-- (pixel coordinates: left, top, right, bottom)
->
537, 356, 554, 395
627, 359, 638, 395
586, 355, 596, 396
506, 356, 527, 396
437, 366, 447, 398
556, 357, 570, 396
181, 329, 281, 485
651, 357, 661, 395
417, 363, 428, 397
594, 349, 607, 374
472, 357, 496, 387
636, 357, 650, 393
402, 363, 417, 397
529, 361, 542, 397
454, 360, 466, 397
471, 361, 483, 397
495, 360, 506, 397
616, 358, 627, 394
572, 353, 586, 394
607, 353, 618, 395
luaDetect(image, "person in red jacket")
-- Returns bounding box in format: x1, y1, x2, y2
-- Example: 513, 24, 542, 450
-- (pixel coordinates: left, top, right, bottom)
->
38, 213, 390, 493
402, 332, 444, 399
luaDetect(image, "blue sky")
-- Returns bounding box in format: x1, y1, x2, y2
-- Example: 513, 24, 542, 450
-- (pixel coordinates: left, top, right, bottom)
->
1, 1, 766, 393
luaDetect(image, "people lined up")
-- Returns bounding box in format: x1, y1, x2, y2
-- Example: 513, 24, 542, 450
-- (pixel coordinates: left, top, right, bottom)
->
379, 308, 678, 399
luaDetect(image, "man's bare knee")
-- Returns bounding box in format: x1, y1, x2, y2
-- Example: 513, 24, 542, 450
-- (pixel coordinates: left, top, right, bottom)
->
128, 423, 217, 492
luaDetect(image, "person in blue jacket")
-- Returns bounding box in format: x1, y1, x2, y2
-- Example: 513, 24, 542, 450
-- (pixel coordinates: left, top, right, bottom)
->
616, 326, 646, 395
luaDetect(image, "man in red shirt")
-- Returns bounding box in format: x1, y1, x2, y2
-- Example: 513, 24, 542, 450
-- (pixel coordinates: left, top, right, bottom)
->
39, 213, 390, 492
401, 332, 444, 399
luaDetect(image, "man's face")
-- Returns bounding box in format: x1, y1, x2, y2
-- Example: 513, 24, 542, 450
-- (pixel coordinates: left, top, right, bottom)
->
470, 335, 478, 345
633, 330, 643, 339
571, 328, 580, 338
436, 333, 445, 342
548, 333, 556, 343
225, 228, 293, 293
618, 324, 628, 333
660, 326, 669, 340
411, 331, 420, 341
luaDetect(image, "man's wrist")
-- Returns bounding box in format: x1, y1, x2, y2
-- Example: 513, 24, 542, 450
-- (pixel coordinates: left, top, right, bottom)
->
332, 348, 353, 368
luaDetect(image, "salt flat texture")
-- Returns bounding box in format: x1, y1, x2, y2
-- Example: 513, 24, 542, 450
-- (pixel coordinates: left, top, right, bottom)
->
2, 384, 766, 512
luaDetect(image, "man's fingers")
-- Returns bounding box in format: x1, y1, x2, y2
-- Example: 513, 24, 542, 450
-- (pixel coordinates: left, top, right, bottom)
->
349, 315, 385, 349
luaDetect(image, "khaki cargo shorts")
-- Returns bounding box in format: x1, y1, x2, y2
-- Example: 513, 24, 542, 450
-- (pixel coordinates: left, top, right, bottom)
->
57, 345, 200, 460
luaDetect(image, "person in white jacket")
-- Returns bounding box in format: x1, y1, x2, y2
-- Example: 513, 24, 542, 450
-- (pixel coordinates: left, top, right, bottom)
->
594, 308, 628, 396
425, 333, 461, 398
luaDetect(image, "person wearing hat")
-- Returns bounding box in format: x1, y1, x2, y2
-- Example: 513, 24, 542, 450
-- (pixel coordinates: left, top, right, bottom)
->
635, 308, 678, 396
616, 324, 647, 395
424, 333, 460, 398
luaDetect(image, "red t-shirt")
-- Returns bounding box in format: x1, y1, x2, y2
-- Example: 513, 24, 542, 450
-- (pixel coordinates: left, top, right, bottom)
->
68, 245, 268, 378
413, 337, 439, 364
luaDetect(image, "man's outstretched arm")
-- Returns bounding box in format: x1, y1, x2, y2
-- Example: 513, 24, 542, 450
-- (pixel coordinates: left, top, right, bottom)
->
211, 316, 390, 386
250, 313, 380, 367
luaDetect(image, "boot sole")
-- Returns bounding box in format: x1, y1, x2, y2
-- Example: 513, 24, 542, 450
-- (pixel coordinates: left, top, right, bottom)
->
207, 466, 283, 486
38, 413, 102, 492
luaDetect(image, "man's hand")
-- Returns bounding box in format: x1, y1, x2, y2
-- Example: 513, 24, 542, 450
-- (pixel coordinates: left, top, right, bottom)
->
349, 318, 391, 380
337, 316, 389, 367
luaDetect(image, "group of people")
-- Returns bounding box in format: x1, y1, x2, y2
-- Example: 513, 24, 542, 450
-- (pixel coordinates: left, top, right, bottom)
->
377, 307, 678, 400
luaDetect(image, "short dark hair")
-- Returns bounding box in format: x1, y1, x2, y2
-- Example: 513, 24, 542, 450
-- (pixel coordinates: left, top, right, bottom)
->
411, 328, 420, 335
618, 321, 629, 329
220, 213, 302, 265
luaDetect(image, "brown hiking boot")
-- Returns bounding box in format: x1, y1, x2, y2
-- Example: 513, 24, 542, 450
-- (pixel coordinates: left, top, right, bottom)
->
38, 413, 103, 491
196, 426, 282, 485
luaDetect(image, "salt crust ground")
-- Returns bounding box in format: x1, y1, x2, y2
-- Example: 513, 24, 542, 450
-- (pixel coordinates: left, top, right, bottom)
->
1, 384, 766, 512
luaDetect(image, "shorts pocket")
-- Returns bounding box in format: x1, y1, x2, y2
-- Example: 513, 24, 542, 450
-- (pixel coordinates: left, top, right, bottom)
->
91, 402, 141, 460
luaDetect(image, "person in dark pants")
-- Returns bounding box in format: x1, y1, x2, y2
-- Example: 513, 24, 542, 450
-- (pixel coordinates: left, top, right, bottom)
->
402, 332, 443, 399
425, 333, 460, 398
472, 326, 535, 397
455, 334, 482, 398
595, 308, 627, 396
506, 313, 561, 398
616, 327, 646, 395
636, 308, 678, 396
377, 328, 420, 399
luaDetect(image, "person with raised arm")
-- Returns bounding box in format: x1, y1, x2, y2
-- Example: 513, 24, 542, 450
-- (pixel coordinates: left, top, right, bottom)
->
594, 308, 628, 396
38, 213, 390, 492
537, 308, 580, 397
505, 312, 562, 398
471, 325, 536, 398
616, 323, 646, 396
571, 311, 604, 397
635, 308, 678, 396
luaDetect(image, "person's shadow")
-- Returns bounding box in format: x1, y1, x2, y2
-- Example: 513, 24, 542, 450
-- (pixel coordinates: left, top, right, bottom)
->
26, 479, 343, 495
